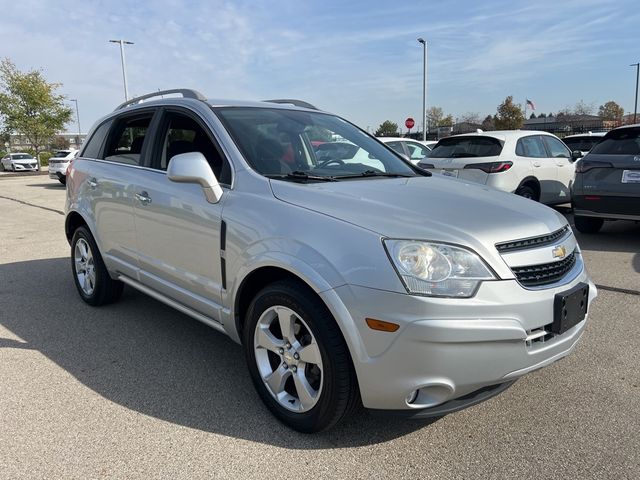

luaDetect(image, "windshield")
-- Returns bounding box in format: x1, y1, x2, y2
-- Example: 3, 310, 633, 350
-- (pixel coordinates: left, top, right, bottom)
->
12, 154, 34, 160
54, 150, 72, 157
429, 136, 503, 158
563, 137, 602, 152
214, 107, 417, 180
590, 128, 640, 155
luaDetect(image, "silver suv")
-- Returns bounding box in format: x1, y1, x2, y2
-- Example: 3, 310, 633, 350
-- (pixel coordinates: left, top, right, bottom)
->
65, 89, 596, 432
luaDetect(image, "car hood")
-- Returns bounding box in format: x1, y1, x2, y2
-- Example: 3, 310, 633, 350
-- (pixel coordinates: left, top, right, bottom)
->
270, 176, 567, 251
11, 159, 36, 164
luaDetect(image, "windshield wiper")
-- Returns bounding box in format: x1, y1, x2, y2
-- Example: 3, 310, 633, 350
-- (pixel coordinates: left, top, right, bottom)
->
266, 171, 338, 182
333, 170, 415, 179
451, 153, 478, 158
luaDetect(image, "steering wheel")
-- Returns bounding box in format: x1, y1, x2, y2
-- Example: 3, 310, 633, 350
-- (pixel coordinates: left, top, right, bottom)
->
316, 158, 346, 169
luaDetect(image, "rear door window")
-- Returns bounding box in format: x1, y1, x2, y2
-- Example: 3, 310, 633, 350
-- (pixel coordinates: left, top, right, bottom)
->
516, 136, 547, 158
429, 136, 503, 158
590, 128, 640, 155
405, 141, 430, 161
102, 114, 154, 166
385, 141, 407, 156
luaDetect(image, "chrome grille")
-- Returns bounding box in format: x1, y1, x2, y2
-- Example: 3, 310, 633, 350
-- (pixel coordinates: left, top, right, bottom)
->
511, 250, 577, 287
495, 226, 569, 253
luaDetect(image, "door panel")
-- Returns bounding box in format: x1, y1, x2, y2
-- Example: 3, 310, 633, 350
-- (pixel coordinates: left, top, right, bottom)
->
132, 171, 225, 318
542, 135, 573, 202
516, 135, 557, 202
79, 160, 139, 278
132, 108, 229, 320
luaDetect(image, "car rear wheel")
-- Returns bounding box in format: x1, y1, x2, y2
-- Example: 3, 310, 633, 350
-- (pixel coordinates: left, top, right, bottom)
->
71, 226, 124, 306
574, 215, 604, 234
244, 279, 359, 432
515, 184, 538, 201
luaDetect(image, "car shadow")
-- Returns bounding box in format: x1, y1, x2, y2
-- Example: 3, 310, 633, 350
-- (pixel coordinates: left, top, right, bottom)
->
0, 257, 436, 448
25, 182, 65, 189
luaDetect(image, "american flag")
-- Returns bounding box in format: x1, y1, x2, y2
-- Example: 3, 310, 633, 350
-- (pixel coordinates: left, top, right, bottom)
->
526, 99, 536, 110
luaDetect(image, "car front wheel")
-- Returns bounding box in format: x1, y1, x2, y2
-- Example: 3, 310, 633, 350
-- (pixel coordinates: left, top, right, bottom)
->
244, 280, 359, 432
71, 226, 124, 306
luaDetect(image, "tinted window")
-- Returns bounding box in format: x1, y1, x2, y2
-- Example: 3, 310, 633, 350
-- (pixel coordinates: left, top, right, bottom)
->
563, 136, 602, 152
215, 108, 415, 179
516, 136, 547, 158
102, 115, 153, 165
590, 128, 640, 155
11, 154, 34, 160
542, 136, 570, 158
82, 120, 112, 159
156, 111, 231, 185
429, 136, 503, 158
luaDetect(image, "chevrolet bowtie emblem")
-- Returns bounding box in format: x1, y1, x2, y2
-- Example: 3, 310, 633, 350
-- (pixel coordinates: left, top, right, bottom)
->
552, 245, 567, 259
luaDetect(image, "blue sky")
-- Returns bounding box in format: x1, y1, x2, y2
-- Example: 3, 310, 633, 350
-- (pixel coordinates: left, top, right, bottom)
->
2, 0, 638, 133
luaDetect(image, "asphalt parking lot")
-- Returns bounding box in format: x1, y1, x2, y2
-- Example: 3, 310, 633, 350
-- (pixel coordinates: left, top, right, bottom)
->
1, 175, 638, 479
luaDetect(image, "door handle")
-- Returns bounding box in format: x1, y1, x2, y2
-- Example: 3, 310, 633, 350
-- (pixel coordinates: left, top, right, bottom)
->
135, 191, 152, 205
532, 162, 541, 168
87, 177, 98, 188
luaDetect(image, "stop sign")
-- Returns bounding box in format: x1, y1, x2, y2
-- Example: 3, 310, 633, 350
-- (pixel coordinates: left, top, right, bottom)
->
405, 117, 415, 129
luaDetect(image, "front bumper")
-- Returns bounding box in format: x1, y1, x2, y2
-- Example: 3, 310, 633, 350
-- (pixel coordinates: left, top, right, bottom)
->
322, 267, 596, 413
12, 163, 38, 171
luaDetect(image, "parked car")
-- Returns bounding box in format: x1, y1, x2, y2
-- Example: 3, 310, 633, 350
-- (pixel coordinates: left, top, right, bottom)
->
572, 124, 640, 233
562, 132, 607, 157
0, 152, 39, 172
378, 137, 432, 164
66, 90, 596, 432
419, 131, 580, 204
48, 149, 79, 184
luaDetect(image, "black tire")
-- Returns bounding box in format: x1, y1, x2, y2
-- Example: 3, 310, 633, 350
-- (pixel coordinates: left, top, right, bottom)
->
515, 184, 538, 201
71, 226, 124, 306
58, 176, 66, 185
574, 215, 603, 234
243, 279, 360, 433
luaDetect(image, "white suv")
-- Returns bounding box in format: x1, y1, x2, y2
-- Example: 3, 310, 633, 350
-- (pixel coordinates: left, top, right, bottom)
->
48, 149, 78, 184
420, 131, 580, 204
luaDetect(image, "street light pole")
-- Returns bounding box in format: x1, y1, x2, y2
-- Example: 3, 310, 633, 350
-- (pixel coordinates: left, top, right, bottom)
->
631, 63, 639, 124
70, 99, 81, 146
109, 39, 134, 101
417, 38, 427, 141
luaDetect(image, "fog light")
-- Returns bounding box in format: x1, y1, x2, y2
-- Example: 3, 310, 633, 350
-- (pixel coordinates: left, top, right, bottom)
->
406, 390, 418, 405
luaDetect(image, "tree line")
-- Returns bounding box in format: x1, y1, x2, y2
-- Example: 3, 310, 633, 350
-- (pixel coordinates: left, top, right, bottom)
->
375, 96, 628, 136
0, 59, 72, 168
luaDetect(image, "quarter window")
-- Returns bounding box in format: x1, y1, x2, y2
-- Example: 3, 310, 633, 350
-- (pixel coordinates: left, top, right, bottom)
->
81, 120, 112, 159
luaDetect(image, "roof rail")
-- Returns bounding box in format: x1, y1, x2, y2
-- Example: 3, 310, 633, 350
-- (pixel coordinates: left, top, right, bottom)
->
263, 99, 318, 110
114, 89, 207, 111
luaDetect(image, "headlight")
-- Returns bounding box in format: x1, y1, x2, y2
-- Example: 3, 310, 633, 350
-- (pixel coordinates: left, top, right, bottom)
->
384, 239, 495, 298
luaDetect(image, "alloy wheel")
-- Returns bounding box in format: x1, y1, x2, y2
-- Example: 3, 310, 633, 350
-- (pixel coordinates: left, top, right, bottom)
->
253, 305, 323, 412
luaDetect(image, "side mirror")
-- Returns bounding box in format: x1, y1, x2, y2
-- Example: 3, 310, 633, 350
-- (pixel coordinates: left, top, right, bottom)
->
167, 152, 223, 204
417, 161, 435, 170
570, 150, 583, 161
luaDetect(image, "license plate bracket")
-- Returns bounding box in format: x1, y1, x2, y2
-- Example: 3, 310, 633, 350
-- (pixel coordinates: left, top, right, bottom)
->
552, 283, 589, 335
